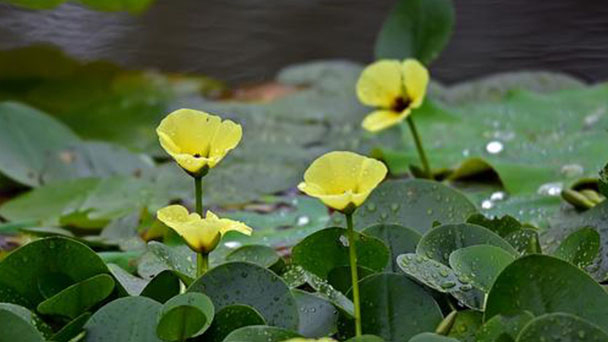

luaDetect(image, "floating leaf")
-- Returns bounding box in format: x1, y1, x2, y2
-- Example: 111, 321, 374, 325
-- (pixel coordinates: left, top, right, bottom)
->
485, 255, 608, 328
188, 261, 299, 330
50, 312, 92, 342
517, 312, 608, 342
362, 223, 421, 271
409, 333, 459, 342
293, 289, 339, 338
505, 229, 541, 255
291, 227, 389, 279
476, 311, 534, 342
466, 214, 522, 238
140, 270, 181, 304
137, 242, 196, 282
338, 273, 442, 342
202, 305, 266, 342
0, 309, 44, 342
156, 293, 214, 341
226, 245, 283, 270
84, 296, 162, 342
553, 227, 600, 269
223, 325, 301, 342
449, 245, 515, 292
417, 223, 517, 266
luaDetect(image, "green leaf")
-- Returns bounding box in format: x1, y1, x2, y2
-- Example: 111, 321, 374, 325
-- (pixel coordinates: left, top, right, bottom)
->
50, 312, 92, 342
599, 162, 608, 197
374, 0, 455, 64
226, 245, 284, 271
291, 227, 389, 279
156, 293, 214, 341
138, 241, 196, 283
485, 255, 608, 328
281, 265, 355, 317
396, 253, 484, 310
553, 227, 600, 268
107, 263, 148, 296
327, 265, 375, 294
409, 333, 459, 342
445, 310, 483, 342
140, 270, 181, 304
0, 101, 79, 187
37, 274, 115, 319
338, 273, 443, 342
417, 223, 517, 265
0, 0, 155, 12
202, 305, 266, 342
345, 336, 385, 342
188, 261, 299, 330
362, 223, 421, 272
0, 237, 110, 309
476, 312, 534, 342
223, 326, 301, 342
0, 309, 44, 342
0, 303, 52, 338
84, 296, 162, 342
466, 214, 522, 238
449, 245, 516, 292
292, 289, 339, 338
332, 180, 477, 234
517, 313, 608, 342
505, 229, 541, 255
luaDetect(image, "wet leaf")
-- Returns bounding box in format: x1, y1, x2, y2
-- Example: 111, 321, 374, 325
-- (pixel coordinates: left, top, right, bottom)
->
517, 312, 608, 342
449, 245, 515, 292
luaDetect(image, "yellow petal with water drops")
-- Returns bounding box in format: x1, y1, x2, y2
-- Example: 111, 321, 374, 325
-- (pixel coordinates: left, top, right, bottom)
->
156, 108, 242, 174
356, 60, 403, 108
402, 59, 429, 109
361, 109, 410, 132
298, 151, 387, 211
157, 204, 200, 227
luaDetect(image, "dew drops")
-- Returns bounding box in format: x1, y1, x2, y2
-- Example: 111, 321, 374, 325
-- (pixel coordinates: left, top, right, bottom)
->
296, 215, 310, 226
490, 191, 506, 202
339, 235, 350, 247
486, 141, 504, 154
224, 241, 242, 249
481, 200, 494, 210
561, 164, 584, 178
537, 182, 563, 196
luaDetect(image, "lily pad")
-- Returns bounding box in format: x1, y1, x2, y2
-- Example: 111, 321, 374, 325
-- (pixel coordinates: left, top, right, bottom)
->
223, 325, 301, 342
188, 261, 299, 330
137, 241, 196, 282
449, 245, 516, 292
37, 274, 115, 319
202, 304, 266, 342
476, 311, 534, 342
293, 289, 339, 338
445, 310, 483, 342
291, 227, 389, 279
156, 293, 214, 341
505, 229, 542, 255
226, 245, 283, 270
416, 223, 517, 265
84, 296, 162, 342
361, 223, 421, 272
332, 179, 477, 234
0, 303, 53, 338
0, 237, 109, 309
338, 273, 442, 342
409, 333, 459, 342
50, 312, 92, 342
517, 312, 608, 342
0, 309, 44, 342
485, 255, 608, 328
140, 270, 181, 304
553, 227, 600, 269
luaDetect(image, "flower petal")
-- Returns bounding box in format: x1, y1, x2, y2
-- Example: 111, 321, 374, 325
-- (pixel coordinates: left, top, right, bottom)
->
315, 192, 353, 211
356, 60, 403, 108
207, 120, 243, 168
361, 109, 409, 132
157, 205, 200, 227
157, 109, 222, 155
180, 221, 221, 253
402, 59, 429, 108
204, 210, 253, 236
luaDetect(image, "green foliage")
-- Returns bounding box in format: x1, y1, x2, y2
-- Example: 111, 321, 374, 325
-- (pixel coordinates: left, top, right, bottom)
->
553, 227, 600, 268
1, 0, 155, 12
449, 245, 515, 292
223, 325, 301, 342
293, 289, 339, 338
374, 0, 455, 64
517, 313, 608, 342
202, 305, 266, 342
156, 293, 214, 341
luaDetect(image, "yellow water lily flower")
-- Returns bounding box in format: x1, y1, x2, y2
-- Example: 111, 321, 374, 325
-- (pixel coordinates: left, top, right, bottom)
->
156, 108, 242, 175
357, 59, 429, 132
298, 151, 387, 212
157, 205, 252, 253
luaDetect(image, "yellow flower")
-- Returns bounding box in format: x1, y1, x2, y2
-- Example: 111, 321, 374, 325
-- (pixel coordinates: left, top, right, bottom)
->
298, 151, 387, 212
357, 59, 429, 132
156, 108, 242, 175
157, 205, 252, 253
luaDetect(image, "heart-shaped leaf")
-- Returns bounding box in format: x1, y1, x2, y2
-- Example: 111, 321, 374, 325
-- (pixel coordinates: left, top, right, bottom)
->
449, 245, 516, 292
291, 227, 389, 279
0, 309, 45, 342
202, 304, 266, 342
138, 242, 196, 283
409, 333, 459, 342
444, 310, 483, 342
140, 270, 181, 304
485, 255, 608, 328
84, 296, 163, 342
226, 245, 284, 271
332, 180, 477, 234
417, 223, 517, 266
338, 273, 442, 342
362, 223, 421, 272
476, 311, 534, 342
188, 261, 299, 330
553, 227, 600, 269
50, 312, 92, 342
293, 289, 339, 338
156, 293, 214, 341
517, 312, 608, 342
37, 274, 115, 319
223, 325, 301, 342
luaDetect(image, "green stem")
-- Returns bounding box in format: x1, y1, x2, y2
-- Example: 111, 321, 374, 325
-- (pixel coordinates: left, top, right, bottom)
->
345, 212, 362, 337
194, 176, 203, 215
406, 116, 432, 179
197, 252, 209, 277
